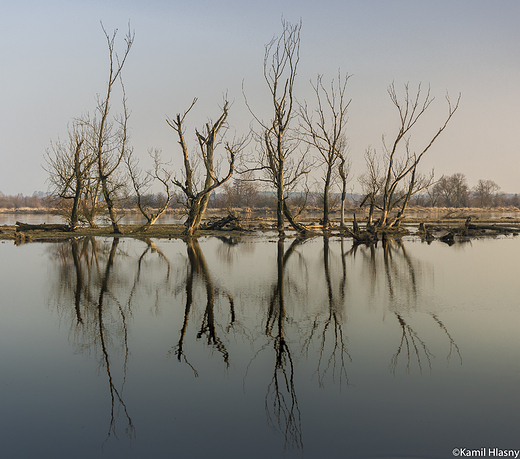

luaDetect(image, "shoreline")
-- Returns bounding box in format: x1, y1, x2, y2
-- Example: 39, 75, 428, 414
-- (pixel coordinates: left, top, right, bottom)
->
2, 211, 520, 244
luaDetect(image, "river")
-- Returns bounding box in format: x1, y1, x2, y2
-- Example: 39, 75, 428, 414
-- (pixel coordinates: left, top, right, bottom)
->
0, 235, 518, 458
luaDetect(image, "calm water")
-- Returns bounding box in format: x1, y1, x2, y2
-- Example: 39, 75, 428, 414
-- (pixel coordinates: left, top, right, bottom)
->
0, 235, 519, 459
0, 212, 184, 226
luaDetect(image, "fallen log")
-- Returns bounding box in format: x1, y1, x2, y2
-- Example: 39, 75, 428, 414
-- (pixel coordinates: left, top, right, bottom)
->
15, 221, 71, 233
201, 214, 244, 231
467, 223, 520, 234
341, 225, 377, 244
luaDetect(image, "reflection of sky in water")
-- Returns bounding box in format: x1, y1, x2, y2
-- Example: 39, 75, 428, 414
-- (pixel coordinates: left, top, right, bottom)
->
0, 236, 518, 459
0, 212, 185, 226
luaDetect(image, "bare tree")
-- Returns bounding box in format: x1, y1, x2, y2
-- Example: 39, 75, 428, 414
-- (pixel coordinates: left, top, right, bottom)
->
433, 173, 469, 208
80, 23, 134, 234
80, 164, 104, 228
221, 175, 259, 209
358, 148, 383, 228
166, 99, 245, 236
45, 121, 96, 230
300, 72, 351, 230
473, 179, 500, 208
125, 148, 176, 231
244, 19, 310, 236
360, 83, 460, 230
337, 149, 352, 227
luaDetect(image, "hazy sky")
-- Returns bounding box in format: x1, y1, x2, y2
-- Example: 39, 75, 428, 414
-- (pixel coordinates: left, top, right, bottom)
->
1, 0, 519, 195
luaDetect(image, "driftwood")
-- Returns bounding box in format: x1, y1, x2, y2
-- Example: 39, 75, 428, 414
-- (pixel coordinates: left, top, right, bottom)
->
342, 213, 410, 244
201, 213, 246, 231
418, 222, 435, 240
428, 217, 520, 245
341, 213, 378, 244
467, 223, 520, 234
15, 221, 71, 233
439, 231, 455, 245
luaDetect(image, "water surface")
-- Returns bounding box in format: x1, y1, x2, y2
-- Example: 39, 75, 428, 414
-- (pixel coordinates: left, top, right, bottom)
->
0, 235, 518, 459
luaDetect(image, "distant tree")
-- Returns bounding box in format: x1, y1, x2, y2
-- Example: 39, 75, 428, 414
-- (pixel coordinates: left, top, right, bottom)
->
166, 99, 246, 236
433, 173, 469, 207
222, 176, 259, 209
508, 194, 520, 208
473, 179, 500, 208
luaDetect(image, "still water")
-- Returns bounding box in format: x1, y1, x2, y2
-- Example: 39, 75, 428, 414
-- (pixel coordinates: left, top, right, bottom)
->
0, 212, 184, 226
0, 235, 518, 459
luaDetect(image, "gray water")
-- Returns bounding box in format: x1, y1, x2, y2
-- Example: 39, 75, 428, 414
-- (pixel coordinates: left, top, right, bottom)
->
0, 235, 519, 459
0, 212, 185, 226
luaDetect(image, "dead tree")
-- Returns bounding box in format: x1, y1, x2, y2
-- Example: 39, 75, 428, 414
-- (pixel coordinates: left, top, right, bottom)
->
337, 150, 351, 228
360, 83, 460, 231
80, 23, 134, 234
15, 222, 71, 232
45, 122, 96, 230
167, 99, 245, 236
300, 72, 351, 230
125, 148, 176, 231
244, 19, 310, 236
389, 163, 435, 228
358, 148, 383, 229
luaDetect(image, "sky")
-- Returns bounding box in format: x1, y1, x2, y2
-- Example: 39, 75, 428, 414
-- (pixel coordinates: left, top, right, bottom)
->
1, 0, 519, 195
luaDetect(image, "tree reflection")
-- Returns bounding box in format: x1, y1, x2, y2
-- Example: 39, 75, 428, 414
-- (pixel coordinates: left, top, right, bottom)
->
264, 238, 303, 451
348, 238, 462, 374
96, 238, 135, 442
43, 234, 465, 453
315, 236, 351, 387
431, 313, 463, 365
172, 238, 234, 373
390, 312, 434, 374
302, 236, 352, 388
47, 237, 136, 442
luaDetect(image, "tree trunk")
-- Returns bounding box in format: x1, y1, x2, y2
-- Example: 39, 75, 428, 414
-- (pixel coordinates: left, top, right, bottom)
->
277, 168, 285, 235
322, 169, 331, 230
339, 185, 346, 228
389, 164, 417, 228
16, 222, 71, 232
184, 194, 211, 236
70, 140, 84, 231
367, 200, 375, 228
100, 177, 121, 234
283, 200, 308, 236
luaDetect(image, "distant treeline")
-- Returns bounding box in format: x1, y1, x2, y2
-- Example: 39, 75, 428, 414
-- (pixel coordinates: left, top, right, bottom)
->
2, 174, 520, 212
0, 192, 50, 210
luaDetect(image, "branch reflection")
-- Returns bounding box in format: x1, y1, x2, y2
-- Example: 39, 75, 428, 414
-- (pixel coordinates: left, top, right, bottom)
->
316, 236, 351, 387
47, 237, 137, 442
43, 235, 463, 452
171, 238, 235, 373
264, 238, 303, 451
348, 238, 462, 373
